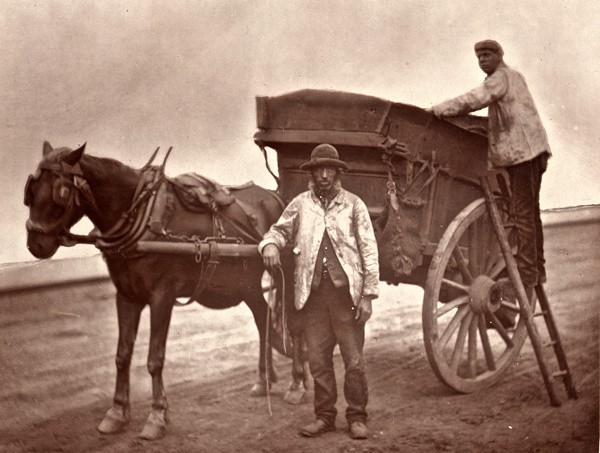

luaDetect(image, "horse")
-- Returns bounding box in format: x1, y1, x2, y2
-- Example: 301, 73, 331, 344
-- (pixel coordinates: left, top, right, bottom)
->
24, 141, 293, 440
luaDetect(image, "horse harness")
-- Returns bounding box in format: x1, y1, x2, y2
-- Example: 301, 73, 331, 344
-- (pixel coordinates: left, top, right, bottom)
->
24, 160, 102, 237
25, 149, 277, 305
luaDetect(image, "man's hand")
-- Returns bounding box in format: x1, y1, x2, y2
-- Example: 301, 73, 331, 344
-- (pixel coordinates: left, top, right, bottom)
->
261, 243, 281, 270
355, 297, 373, 323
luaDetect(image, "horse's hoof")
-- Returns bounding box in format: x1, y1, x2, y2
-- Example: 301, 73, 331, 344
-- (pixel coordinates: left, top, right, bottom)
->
283, 381, 307, 405
139, 410, 168, 440
97, 405, 130, 434
250, 381, 269, 397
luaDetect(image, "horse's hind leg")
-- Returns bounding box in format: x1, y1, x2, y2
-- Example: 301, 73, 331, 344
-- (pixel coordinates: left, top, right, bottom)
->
139, 295, 174, 440
98, 292, 142, 434
283, 311, 310, 404
246, 294, 277, 397
283, 333, 309, 404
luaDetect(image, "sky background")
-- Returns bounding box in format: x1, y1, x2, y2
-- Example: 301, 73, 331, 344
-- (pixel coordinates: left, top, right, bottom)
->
2, 0, 599, 263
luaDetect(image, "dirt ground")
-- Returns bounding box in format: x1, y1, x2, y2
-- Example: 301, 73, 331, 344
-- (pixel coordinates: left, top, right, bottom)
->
0, 219, 598, 453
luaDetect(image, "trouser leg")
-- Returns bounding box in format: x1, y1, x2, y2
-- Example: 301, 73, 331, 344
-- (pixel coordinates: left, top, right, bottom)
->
535, 154, 549, 283
328, 284, 368, 424
507, 153, 547, 287
302, 283, 338, 425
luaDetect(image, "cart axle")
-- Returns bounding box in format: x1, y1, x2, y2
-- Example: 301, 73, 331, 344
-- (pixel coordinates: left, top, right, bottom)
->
468, 275, 501, 314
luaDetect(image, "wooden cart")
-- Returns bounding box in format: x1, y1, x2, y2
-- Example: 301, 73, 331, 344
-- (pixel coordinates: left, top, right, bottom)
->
252, 89, 576, 403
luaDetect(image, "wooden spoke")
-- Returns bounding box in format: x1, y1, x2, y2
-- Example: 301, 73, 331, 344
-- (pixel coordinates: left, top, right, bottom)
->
437, 295, 470, 317
450, 311, 473, 373
441, 278, 469, 294
482, 228, 501, 275
467, 314, 479, 378
452, 247, 473, 284
500, 300, 520, 313
478, 314, 496, 371
439, 305, 470, 347
487, 258, 506, 280
486, 313, 514, 347
478, 216, 491, 273
467, 218, 480, 275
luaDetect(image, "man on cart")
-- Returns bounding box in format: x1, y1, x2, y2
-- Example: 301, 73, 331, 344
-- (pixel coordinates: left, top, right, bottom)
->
428, 39, 551, 300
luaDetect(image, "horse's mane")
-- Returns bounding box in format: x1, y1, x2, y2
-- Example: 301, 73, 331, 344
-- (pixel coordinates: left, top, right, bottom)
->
42, 147, 142, 211
82, 154, 139, 178
44, 147, 139, 180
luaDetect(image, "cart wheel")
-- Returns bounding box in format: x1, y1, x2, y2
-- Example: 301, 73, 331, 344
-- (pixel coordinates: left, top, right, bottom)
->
423, 197, 531, 393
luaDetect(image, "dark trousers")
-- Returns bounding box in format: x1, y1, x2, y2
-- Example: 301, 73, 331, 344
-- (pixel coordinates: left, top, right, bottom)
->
506, 152, 549, 287
301, 275, 368, 425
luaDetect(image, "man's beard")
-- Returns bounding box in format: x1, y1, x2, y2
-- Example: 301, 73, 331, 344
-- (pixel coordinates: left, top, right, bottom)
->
309, 178, 342, 198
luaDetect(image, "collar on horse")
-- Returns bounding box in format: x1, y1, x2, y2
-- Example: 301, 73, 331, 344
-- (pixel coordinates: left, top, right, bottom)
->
79, 146, 172, 255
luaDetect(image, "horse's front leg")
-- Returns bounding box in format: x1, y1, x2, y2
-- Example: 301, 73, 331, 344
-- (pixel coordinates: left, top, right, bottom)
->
139, 294, 174, 440
247, 294, 277, 397
98, 292, 142, 434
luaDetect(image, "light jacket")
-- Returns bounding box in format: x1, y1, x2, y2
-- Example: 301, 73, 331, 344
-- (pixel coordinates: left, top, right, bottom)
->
259, 186, 379, 310
432, 61, 551, 168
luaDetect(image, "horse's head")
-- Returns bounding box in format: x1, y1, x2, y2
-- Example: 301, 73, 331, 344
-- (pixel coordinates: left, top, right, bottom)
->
24, 141, 88, 259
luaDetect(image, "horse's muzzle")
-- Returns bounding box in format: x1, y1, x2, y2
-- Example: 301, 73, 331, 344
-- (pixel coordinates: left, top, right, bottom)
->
26, 230, 60, 259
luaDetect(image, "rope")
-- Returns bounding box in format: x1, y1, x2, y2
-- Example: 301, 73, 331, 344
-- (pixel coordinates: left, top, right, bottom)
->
259, 145, 280, 188
264, 264, 287, 416
265, 303, 273, 416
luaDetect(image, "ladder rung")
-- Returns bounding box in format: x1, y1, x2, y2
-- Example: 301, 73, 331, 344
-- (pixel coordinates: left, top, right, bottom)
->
533, 311, 547, 317
543, 341, 558, 348
552, 370, 568, 379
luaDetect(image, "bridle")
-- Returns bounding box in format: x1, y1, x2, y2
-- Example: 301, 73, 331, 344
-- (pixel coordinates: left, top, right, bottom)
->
24, 160, 100, 240
24, 147, 170, 253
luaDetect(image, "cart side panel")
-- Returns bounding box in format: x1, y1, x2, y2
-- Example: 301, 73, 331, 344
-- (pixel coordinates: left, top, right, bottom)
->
257, 89, 391, 133
424, 173, 483, 254
254, 89, 498, 286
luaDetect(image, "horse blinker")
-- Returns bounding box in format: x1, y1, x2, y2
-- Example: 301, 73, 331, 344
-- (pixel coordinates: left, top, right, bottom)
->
52, 178, 74, 208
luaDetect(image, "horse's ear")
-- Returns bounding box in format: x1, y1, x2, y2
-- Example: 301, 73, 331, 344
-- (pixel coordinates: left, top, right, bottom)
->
42, 141, 53, 157
64, 142, 87, 166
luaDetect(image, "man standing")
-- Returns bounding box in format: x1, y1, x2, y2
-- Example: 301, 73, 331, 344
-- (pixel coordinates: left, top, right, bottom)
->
259, 144, 379, 440
428, 39, 551, 298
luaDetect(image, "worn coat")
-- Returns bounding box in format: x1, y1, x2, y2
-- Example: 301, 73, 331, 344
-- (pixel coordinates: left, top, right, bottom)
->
432, 61, 551, 168
259, 187, 379, 310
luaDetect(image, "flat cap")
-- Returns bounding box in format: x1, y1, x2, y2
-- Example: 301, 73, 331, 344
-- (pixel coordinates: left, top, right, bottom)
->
474, 39, 504, 56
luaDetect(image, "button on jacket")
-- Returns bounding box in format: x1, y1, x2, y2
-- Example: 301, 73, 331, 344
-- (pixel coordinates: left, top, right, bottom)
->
259, 188, 379, 310
432, 61, 551, 168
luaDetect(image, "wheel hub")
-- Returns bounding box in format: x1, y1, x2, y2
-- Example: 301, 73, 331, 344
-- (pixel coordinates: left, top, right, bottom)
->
468, 275, 502, 314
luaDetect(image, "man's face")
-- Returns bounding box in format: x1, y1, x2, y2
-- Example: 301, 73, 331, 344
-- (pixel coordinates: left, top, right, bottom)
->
476, 50, 502, 75
311, 166, 339, 192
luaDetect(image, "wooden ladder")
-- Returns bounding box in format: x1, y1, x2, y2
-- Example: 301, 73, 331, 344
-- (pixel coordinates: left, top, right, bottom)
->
480, 176, 578, 406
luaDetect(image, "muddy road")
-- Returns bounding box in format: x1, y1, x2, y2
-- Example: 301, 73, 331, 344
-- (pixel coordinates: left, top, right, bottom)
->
1, 219, 598, 452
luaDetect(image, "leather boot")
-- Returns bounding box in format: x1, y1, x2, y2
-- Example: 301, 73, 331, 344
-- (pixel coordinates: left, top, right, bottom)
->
349, 421, 369, 439
299, 419, 335, 438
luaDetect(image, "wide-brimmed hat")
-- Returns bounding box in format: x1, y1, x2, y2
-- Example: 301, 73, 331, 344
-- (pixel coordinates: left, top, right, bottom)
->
300, 144, 348, 171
